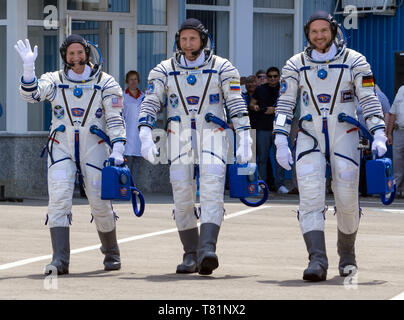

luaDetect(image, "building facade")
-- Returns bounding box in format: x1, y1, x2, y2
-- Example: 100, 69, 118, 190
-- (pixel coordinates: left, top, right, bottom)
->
0, 0, 402, 198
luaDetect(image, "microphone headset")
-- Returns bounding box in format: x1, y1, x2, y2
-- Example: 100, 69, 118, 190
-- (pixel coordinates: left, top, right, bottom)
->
175, 18, 209, 57
60, 34, 91, 68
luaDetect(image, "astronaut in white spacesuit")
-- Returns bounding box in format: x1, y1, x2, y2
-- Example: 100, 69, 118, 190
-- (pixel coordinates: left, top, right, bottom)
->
138, 18, 252, 275
15, 35, 126, 274
274, 12, 387, 281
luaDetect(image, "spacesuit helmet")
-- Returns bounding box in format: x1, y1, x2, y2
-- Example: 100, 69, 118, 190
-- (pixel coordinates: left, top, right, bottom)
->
175, 18, 210, 56
59, 34, 103, 78
304, 11, 339, 48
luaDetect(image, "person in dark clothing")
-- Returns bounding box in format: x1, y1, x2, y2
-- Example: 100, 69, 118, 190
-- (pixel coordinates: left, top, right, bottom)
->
249, 67, 288, 193
242, 75, 258, 109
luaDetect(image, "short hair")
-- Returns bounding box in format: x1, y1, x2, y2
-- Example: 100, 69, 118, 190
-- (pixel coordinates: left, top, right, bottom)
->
255, 69, 266, 76
125, 70, 140, 83
266, 67, 280, 75
245, 75, 258, 83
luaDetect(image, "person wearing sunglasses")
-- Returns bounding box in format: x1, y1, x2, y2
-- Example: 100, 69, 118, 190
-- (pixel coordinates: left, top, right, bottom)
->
249, 67, 288, 194
256, 70, 268, 86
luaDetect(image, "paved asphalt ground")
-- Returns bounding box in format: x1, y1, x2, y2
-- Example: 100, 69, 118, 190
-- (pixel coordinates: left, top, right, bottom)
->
0, 192, 403, 302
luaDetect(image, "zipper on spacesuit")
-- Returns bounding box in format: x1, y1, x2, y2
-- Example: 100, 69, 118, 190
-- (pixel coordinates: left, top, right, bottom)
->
321, 116, 332, 179
190, 117, 198, 160
74, 129, 85, 190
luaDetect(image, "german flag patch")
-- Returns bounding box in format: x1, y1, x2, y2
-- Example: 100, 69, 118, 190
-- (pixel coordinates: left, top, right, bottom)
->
362, 75, 375, 87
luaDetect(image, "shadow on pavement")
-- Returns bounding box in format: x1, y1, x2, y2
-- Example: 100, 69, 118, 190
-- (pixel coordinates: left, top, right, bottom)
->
258, 275, 387, 287
120, 273, 253, 282
0, 269, 122, 281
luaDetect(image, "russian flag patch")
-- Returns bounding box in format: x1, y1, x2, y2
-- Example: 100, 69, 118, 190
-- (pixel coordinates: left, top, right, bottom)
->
230, 81, 241, 92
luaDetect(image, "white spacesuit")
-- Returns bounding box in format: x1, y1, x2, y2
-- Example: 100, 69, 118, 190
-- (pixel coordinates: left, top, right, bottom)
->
16, 35, 126, 274
139, 19, 252, 275
274, 12, 387, 281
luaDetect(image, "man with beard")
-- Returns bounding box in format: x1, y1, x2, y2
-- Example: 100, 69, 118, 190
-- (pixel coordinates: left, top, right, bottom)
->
273, 12, 387, 281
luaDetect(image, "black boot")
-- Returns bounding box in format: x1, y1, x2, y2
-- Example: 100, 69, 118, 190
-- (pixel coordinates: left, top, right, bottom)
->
337, 229, 357, 277
176, 227, 199, 273
98, 228, 121, 271
197, 223, 220, 275
45, 227, 70, 275
303, 230, 328, 282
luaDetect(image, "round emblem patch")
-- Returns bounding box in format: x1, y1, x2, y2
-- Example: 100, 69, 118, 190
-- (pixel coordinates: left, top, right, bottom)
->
317, 69, 328, 80
73, 87, 83, 98
187, 75, 197, 85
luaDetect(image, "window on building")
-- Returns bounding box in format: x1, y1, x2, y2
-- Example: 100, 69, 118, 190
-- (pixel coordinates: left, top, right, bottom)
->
137, 0, 168, 129
0, 26, 6, 131
137, 31, 166, 92
253, 2, 294, 74
67, 0, 130, 12
27, 27, 59, 132
186, 2, 230, 59
138, 0, 167, 25
254, 0, 294, 9
0, 0, 6, 19
28, 0, 58, 20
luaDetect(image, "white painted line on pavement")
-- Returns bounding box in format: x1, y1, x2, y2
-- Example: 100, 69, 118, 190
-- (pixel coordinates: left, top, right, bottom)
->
379, 209, 404, 214
0, 205, 279, 271
0, 255, 53, 271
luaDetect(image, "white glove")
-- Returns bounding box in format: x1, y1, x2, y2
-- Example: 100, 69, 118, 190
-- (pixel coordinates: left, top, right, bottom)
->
275, 134, 293, 171
109, 142, 125, 166
139, 126, 158, 164
236, 130, 253, 164
371, 128, 387, 157
14, 39, 38, 82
